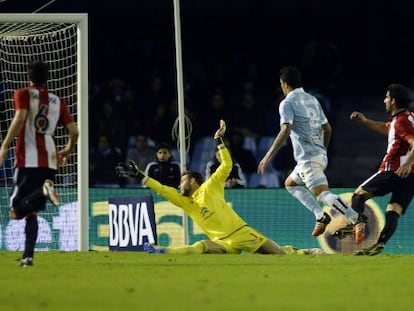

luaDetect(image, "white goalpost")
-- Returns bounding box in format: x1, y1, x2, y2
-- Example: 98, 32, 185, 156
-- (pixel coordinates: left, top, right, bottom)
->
0, 13, 89, 251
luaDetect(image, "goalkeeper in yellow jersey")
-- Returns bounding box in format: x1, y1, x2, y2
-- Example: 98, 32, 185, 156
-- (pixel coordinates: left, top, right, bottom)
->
116, 120, 322, 255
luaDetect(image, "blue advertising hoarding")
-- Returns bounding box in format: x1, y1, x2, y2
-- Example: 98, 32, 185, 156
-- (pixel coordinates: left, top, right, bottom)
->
1, 188, 413, 254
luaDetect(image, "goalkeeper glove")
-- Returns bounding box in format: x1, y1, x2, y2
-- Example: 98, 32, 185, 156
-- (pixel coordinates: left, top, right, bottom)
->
214, 119, 226, 146
115, 160, 146, 182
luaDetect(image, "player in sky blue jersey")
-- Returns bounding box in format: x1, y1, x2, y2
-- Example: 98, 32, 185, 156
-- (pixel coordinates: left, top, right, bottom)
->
258, 66, 367, 244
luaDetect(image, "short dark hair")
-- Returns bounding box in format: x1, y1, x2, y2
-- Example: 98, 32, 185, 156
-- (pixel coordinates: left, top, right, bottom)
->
28, 60, 49, 85
182, 170, 204, 185
387, 84, 410, 109
279, 66, 302, 89
156, 142, 171, 152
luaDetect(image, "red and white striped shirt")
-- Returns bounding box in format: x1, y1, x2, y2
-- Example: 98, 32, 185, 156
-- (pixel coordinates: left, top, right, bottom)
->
380, 109, 414, 172
14, 86, 74, 169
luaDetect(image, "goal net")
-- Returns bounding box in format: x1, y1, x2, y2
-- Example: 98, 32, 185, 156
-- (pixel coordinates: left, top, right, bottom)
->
0, 14, 88, 251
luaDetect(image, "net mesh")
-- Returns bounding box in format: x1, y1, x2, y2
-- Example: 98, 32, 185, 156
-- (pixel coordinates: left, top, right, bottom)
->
0, 22, 79, 251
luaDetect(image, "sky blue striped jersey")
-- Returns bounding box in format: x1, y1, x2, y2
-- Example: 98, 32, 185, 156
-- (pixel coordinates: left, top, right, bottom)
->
279, 87, 328, 162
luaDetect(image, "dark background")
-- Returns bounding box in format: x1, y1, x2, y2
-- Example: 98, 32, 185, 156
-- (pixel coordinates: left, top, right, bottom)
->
2, 0, 414, 187
3, 0, 414, 93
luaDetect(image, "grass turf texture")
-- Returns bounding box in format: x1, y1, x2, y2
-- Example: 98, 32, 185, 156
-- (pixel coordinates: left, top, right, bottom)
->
1, 251, 413, 311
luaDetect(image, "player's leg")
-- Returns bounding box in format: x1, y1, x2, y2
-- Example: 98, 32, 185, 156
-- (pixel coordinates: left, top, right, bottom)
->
315, 186, 359, 221
302, 159, 359, 222
19, 213, 38, 267
298, 158, 361, 238
355, 174, 414, 255
354, 202, 401, 256
255, 239, 288, 254
333, 172, 398, 244
10, 168, 57, 218
144, 240, 227, 254
10, 168, 56, 266
285, 165, 329, 236
328, 187, 370, 244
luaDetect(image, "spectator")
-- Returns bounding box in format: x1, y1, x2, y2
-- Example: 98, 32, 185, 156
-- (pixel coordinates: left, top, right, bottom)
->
92, 99, 127, 151
125, 134, 156, 184
144, 143, 181, 188
228, 130, 257, 175
205, 147, 247, 189
231, 80, 265, 138
89, 134, 124, 187
144, 99, 179, 144
197, 88, 231, 137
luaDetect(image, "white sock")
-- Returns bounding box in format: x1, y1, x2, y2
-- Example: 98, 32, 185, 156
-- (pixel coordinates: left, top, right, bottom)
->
318, 191, 358, 222
286, 186, 324, 219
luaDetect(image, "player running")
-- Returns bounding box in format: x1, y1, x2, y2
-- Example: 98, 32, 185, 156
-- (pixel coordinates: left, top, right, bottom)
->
333, 84, 414, 255
0, 60, 79, 267
258, 66, 365, 242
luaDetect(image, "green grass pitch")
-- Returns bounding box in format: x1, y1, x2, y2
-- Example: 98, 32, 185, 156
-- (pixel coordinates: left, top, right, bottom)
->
1, 251, 413, 311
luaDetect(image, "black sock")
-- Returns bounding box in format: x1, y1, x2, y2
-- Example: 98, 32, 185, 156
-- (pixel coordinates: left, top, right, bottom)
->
351, 193, 366, 214
23, 215, 38, 258
378, 211, 400, 244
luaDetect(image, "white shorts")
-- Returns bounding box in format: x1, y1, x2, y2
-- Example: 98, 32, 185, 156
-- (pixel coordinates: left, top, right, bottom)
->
289, 154, 328, 189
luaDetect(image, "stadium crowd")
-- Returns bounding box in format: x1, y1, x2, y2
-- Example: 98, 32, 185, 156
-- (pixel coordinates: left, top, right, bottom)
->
88, 65, 302, 188
86, 2, 414, 188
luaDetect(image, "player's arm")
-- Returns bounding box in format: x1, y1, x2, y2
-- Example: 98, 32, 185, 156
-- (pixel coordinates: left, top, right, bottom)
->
58, 122, 79, 164
115, 160, 188, 207
145, 177, 190, 207
257, 123, 290, 174
0, 108, 27, 165
322, 122, 332, 149
350, 111, 388, 136
211, 120, 232, 182
57, 99, 79, 164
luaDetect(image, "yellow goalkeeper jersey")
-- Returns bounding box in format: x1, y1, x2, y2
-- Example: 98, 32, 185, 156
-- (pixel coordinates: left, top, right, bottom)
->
144, 146, 247, 241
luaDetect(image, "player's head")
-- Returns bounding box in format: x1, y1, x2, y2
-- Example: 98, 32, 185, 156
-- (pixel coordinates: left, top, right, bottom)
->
180, 170, 203, 196
279, 66, 302, 95
386, 84, 410, 109
28, 60, 49, 86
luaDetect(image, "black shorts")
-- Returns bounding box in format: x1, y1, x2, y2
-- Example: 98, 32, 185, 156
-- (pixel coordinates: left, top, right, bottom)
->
360, 171, 414, 213
10, 167, 56, 219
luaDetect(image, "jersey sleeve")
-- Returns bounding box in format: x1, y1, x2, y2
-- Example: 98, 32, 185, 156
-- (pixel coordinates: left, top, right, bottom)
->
279, 99, 294, 125
203, 147, 232, 194
13, 88, 30, 110
145, 177, 190, 209
59, 97, 74, 126
396, 115, 414, 142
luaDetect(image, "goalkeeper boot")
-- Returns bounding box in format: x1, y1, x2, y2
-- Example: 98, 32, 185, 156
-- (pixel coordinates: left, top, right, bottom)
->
43, 179, 60, 206
354, 242, 384, 256
19, 257, 33, 267
353, 214, 368, 244
283, 245, 325, 255
312, 212, 331, 236
303, 248, 325, 255
143, 242, 166, 254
